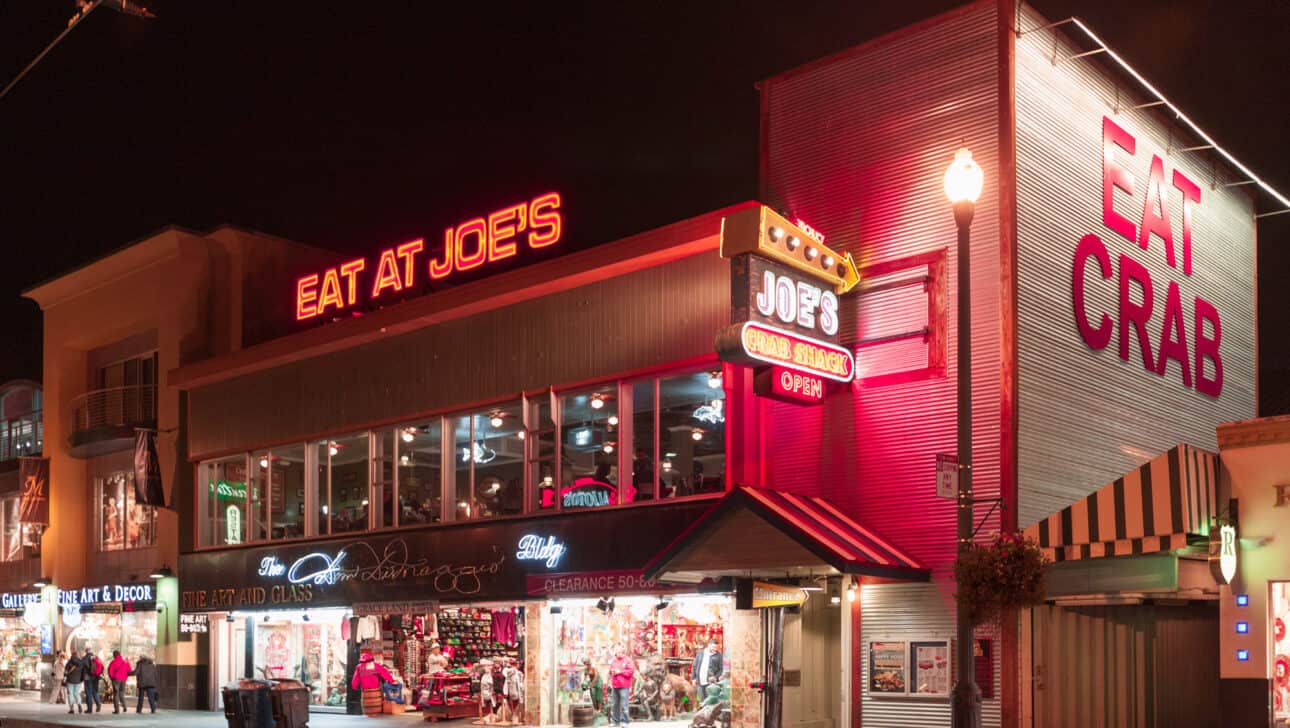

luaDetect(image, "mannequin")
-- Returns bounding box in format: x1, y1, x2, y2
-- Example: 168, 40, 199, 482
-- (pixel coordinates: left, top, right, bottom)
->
476, 659, 496, 724
501, 657, 524, 725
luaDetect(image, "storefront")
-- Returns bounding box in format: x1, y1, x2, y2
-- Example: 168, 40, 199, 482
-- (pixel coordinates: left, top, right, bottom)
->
0, 609, 46, 697
179, 500, 748, 723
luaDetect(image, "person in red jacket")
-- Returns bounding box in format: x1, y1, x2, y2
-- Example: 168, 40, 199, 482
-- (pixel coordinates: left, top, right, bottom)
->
609, 645, 635, 728
351, 652, 394, 690
107, 651, 131, 714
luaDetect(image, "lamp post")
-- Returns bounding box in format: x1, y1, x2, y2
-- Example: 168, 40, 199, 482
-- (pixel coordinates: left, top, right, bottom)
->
945, 146, 983, 728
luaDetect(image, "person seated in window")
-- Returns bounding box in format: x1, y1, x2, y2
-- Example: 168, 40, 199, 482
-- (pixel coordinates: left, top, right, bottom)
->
632, 449, 654, 501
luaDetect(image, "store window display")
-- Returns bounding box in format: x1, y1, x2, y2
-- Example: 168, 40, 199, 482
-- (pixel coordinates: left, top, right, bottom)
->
251, 609, 349, 710
1273, 583, 1290, 721
98, 472, 156, 551
63, 609, 158, 701
552, 595, 731, 725
0, 614, 42, 694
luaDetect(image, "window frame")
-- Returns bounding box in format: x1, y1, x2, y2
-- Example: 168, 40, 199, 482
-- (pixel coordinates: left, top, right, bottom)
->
96, 470, 157, 553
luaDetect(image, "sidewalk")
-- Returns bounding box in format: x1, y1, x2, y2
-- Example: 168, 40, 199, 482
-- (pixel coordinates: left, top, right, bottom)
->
0, 701, 416, 728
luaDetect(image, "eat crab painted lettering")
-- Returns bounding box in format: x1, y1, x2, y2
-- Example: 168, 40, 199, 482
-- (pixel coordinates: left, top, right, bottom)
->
1071, 117, 1222, 397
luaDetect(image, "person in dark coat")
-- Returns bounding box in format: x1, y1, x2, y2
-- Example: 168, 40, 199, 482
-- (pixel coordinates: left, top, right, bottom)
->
690, 638, 723, 689
83, 648, 103, 712
131, 655, 159, 713
63, 654, 85, 714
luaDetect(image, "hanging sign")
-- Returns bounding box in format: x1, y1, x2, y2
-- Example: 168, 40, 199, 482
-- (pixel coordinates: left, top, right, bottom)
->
295, 192, 563, 321
717, 205, 857, 402
1209, 499, 1239, 585
17, 457, 50, 525
735, 579, 808, 609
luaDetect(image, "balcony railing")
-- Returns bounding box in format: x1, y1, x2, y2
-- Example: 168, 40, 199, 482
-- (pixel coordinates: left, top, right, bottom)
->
70, 385, 157, 452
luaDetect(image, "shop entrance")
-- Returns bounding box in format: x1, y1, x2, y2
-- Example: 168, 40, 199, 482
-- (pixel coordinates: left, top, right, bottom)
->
211, 608, 352, 713
0, 611, 44, 700
546, 594, 733, 728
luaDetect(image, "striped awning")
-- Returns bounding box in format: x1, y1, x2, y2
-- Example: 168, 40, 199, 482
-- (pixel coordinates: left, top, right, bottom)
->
643, 486, 928, 582
1023, 444, 1219, 562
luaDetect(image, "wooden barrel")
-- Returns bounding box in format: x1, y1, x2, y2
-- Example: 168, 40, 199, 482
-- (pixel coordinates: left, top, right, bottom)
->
571, 705, 596, 727
362, 687, 384, 716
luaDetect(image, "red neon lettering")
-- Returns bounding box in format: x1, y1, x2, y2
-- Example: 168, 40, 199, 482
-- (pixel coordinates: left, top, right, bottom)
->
528, 192, 562, 248
317, 268, 344, 314
455, 218, 487, 271
487, 204, 525, 263
1117, 254, 1155, 372
370, 249, 403, 298
1138, 154, 1175, 265
1072, 234, 1113, 350
1194, 296, 1223, 397
339, 259, 365, 306
1102, 117, 1137, 243
429, 229, 454, 280
396, 239, 423, 288
1155, 280, 1191, 388
296, 274, 320, 320
1172, 170, 1200, 276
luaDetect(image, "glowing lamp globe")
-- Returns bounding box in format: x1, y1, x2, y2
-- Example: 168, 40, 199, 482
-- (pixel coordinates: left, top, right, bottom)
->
943, 147, 983, 204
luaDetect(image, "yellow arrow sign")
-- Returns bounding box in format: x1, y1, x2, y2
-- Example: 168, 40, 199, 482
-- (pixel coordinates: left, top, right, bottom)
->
720, 206, 859, 294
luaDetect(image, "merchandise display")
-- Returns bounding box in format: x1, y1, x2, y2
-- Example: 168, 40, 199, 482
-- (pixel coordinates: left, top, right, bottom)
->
0, 615, 42, 693
552, 595, 731, 724
249, 608, 349, 709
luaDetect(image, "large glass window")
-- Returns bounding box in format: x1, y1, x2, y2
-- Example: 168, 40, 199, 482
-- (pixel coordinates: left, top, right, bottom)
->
98, 471, 156, 551
323, 434, 369, 535
657, 370, 726, 498
0, 496, 29, 562
446, 403, 523, 521
558, 389, 618, 509
200, 456, 248, 546
526, 394, 557, 513
253, 446, 306, 540
396, 421, 442, 526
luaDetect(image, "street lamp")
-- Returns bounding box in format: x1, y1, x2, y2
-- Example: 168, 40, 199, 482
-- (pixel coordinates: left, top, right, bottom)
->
945, 146, 982, 728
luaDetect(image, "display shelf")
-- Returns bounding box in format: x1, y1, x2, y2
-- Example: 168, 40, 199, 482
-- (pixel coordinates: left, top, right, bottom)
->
420, 673, 477, 722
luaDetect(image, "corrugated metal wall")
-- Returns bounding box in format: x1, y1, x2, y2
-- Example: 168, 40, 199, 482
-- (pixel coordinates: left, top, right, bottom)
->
1031, 602, 1219, 728
860, 583, 1002, 728
1014, 5, 1257, 527
760, 1, 1002, 571
188, 252, 729, 456
761, 5, 1003, 724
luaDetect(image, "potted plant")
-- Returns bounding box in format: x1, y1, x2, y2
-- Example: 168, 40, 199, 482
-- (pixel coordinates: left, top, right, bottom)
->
954, 532, 1049, 626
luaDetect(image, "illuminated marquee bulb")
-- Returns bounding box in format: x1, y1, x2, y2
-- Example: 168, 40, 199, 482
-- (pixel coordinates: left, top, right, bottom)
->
768, 226, 784, 242
785, 235, 800, 251
691, 428, 704, 442
805, 246, 818, 260
822, 254, 835, 269
490, 414, 504, 428
608, 415, 619, 426
590, 395, 605, 410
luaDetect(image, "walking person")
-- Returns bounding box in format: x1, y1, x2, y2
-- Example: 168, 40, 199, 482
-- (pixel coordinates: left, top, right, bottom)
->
132, 654, 159, 713
50, 651, 67, 705
63, 652, 85, 714
82, 648, 103, 713
608, 644, 635, 728
108, 650, 131, 714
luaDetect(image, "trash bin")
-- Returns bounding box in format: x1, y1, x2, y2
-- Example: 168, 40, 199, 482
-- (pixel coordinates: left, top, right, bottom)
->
222, 679, 276, 728
270, 679, 311, 728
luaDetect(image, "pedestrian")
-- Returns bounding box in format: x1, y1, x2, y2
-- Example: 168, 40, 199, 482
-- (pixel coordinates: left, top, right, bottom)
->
63, 652, 84, 714
608, 644, 635, 728
83, 647, 103, 712
108, 650, 131, 714
50, 651, 67, 705
131, 654, 158, 713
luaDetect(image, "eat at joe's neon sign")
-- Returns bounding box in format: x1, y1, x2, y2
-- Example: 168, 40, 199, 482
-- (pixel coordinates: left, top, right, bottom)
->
296, 192, 562, 321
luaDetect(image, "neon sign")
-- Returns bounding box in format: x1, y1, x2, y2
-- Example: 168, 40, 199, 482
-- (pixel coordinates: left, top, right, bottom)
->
296, 192, 563, 321
719, 321, 855, 383
756, 366, 827, 404
516, 534, 566, 568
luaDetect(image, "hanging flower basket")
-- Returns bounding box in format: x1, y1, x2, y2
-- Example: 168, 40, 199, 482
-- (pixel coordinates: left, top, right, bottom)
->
954, 532, 1049, 626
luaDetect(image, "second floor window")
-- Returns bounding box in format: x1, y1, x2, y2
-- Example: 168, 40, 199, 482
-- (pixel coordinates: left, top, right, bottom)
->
98, 472, 156, 551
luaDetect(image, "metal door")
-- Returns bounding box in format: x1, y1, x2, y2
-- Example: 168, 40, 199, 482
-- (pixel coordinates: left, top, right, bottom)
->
1031, 602, 1219, 728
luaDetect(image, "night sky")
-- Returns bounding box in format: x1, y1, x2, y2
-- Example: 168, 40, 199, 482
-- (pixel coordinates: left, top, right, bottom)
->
1, 1, 1287, 407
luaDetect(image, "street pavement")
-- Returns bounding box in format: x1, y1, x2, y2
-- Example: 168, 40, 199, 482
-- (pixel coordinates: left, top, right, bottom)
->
0, 700, 423, 728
